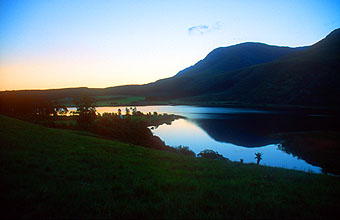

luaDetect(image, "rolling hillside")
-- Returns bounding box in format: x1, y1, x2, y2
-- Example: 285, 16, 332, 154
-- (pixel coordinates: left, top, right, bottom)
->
1, 114, 340, 218
104, 42, 306, 99
186, 28, 340, 106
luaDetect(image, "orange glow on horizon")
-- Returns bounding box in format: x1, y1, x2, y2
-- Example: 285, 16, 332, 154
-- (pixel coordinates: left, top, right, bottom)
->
0, 58, 164, 91
0, 49, 192, 91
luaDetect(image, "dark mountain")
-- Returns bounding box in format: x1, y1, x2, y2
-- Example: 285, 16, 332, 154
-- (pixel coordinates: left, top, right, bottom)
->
191, 28, 340, 107
132, 28, 339, 107
175, 42, 305, 77
109, 29, 340, 108
104, 42, 306, 99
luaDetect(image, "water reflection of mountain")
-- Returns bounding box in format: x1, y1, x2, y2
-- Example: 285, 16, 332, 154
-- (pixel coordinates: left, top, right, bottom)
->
191, 114, 340, 148
277, 132, 340, 175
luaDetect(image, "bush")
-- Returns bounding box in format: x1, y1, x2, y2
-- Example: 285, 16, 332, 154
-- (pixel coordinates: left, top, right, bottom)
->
198, 149, 228, 160
92, 113, 169, 150
175, 145, 195, 157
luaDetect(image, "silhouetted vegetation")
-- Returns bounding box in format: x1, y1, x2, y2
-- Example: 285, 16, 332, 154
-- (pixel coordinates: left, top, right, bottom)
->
255, 152, 263, 164
0, 92, 68, 121
175, 145, 196, 157
125, 107, 130, 115
73, 95, 97, 129
91, 112, 170, 151
198, 149, 228, 160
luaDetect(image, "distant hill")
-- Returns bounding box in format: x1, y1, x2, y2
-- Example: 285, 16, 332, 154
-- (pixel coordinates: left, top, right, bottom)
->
175, 42, 306, 77
185, 28, 340, 107
119, 28, 339, 107
104, 42, 306, 99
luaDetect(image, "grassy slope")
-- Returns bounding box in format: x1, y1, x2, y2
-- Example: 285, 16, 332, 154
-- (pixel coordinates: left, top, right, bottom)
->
1, 115, 340, 219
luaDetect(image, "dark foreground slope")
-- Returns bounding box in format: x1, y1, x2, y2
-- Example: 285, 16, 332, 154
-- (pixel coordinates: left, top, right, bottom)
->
1, 115, 340, 219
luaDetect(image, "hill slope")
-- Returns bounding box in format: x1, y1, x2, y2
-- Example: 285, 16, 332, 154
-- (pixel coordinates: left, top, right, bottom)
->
189, 28, 340, 106
104, 43, 305, 99
107, 28, 340, 107
175, 42, 304, 78
1, 115, 340, 218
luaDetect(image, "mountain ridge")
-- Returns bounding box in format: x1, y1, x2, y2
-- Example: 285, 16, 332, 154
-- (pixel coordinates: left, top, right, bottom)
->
175, 42, 307, 77
142, 28, 340, 106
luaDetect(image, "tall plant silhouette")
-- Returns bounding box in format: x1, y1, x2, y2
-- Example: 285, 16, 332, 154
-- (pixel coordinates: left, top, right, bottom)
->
255, 152, 263, 165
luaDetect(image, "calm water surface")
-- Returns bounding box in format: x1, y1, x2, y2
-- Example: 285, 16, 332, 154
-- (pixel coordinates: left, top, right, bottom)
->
81, 105, 340, 173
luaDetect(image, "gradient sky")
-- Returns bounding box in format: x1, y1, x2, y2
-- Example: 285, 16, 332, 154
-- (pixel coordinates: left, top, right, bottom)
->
1, 0, 339, 91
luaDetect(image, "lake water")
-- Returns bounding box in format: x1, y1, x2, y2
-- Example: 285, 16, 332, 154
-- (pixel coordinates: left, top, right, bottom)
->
77, 105, 340, 174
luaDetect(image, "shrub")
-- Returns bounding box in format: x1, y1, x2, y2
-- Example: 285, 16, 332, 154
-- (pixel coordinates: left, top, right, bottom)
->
198, 149, 228, 160
175, 145, 195, 157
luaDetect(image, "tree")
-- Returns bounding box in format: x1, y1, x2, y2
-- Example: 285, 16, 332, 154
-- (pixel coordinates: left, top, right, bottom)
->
73, 95, 97, 128
255, 152, 263, 164
175, 145, 195, 157
198, 149, 227, 160
0, 93, 57, 118
54, 104, 68, 116
132, 107, 137, 115
125, 107, 130, 115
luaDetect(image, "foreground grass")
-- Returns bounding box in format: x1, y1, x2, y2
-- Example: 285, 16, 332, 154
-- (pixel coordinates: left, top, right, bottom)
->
1, 115, 340, 219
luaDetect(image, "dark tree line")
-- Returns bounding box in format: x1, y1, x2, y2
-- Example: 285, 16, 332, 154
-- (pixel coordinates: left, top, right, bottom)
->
0, 93, 68, 118
92, 113, 169, 150
73, 95, 97, 129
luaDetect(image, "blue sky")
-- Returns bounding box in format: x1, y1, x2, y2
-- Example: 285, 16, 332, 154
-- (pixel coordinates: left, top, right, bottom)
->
0, 0, 339, 90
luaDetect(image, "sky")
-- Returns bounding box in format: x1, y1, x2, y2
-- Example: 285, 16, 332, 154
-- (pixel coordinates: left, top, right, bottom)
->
0, 0, 339, 91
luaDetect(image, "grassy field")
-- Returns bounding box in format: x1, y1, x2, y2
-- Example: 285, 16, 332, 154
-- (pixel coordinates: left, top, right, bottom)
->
1, 115, 340, 219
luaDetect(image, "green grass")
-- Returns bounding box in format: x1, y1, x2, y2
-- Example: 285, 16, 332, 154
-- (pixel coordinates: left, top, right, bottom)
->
1, 115, 340, 219
54, 119, 77, 126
